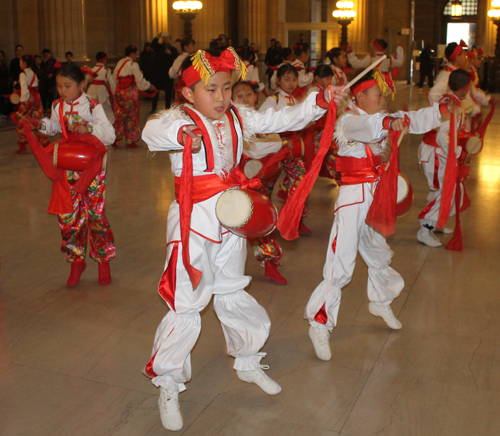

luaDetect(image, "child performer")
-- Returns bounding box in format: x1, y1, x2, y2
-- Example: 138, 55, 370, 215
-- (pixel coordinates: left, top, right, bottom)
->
141, 48, 345, 431
15, 55, 49, 153
169, 38, 196, 104
237, 46, 266, 93
291, 43, 314, 101
269, 47, 293, 91
326, 47, 348, 86
113, 45, 156, 148
87, 52, 116, 124
304, 70, 455, 361
347, 39, 404, 74
259, 64, 311, 234
23, 64, 116, 287
417, 69, 471, 247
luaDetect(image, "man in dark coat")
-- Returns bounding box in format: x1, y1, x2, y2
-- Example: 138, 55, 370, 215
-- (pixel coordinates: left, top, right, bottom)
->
150, 32, 178, 112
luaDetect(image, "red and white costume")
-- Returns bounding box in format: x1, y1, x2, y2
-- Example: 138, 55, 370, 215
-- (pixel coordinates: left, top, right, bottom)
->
243, 60, 265, 92
87, 62, 116, 123
331, 65, 348, 86
141, 91, 328, 392
347, 46, 404, 73
169, 52, 190, 79
304, 102, 444, 330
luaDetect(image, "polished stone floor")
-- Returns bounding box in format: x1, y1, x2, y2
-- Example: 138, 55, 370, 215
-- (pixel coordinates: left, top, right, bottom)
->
1, 86, 500, 436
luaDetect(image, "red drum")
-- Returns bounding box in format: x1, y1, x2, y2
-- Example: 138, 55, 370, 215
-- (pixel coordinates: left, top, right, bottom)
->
10, 90, 21, 105
215, 188, 278, 238
243, 153, 282, 181
52, 141, 106, 172
396, 173, 414, 217
284, 136, 305, 159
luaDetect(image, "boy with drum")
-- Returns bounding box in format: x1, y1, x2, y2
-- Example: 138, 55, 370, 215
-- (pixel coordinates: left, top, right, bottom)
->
141, 47, 346, 431
304, 69, 458, 362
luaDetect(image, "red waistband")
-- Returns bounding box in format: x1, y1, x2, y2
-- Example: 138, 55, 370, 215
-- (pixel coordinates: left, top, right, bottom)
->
117, 76, 135, 88
174, 174, 239, 204
335, 155, 383, 185
92, 80, 107, 86
423, 130, 439, 147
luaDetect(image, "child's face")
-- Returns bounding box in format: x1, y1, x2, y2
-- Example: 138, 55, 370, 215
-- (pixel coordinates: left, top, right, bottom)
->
455, 51, 467, 68
66, 54, 73, 62
315, 75, 333, 89
186, 42, 196, 54
357, 84, 386, 114
35, 57, 42, 67
232, 84, 258, 107
472, 56, 482, 69
278, 71, 298, 94
20, 59, 27, 70
183, 71, 232, 120
334, 51, 347, 68
56, 75, 85, 102
129, 51, 138, 61
298, 50, 310, 62
453, 88, 469, 100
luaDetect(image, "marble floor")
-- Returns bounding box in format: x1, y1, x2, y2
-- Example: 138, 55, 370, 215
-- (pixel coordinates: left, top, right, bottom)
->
1, 86, 500, 436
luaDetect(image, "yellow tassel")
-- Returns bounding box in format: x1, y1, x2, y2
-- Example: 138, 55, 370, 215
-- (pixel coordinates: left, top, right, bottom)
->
190, 50, 214, 85
372, 70, 395, 100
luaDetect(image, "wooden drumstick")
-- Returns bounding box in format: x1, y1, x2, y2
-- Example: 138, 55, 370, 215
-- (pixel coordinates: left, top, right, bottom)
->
341, 55, 387, 92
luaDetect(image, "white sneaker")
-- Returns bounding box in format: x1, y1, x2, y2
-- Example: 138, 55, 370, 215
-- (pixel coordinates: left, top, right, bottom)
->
435, 227, 453, 234
308, 325, 332, 361
158, 387, 183, 431
417, 226, 442, 247
237, 366, 281, 395
368, 302, 402, 330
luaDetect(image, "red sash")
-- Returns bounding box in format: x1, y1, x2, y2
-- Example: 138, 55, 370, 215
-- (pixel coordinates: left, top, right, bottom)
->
92, 79, 113, 99
335, 151, 384, 185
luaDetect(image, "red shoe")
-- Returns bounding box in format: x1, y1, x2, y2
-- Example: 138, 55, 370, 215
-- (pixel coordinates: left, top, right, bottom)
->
298, 221, 312, 235
264, 263, 287, 285
98, 261, 112, 285
67, 260, 86, 287
15, 145, 27, 154
277, 189, 287, 202
126, 142, 139, 148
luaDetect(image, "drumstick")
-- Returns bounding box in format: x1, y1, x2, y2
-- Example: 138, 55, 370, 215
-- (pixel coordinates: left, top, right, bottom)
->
341, 55, 387, 91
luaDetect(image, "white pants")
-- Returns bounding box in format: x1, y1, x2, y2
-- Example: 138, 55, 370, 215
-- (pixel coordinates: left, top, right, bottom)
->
304, 183, 404, 330
419, 149, 457, 228
146, 228, 271, 392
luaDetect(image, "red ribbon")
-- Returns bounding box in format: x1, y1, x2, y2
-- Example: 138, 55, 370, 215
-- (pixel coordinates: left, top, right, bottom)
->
183, 49, 241, 87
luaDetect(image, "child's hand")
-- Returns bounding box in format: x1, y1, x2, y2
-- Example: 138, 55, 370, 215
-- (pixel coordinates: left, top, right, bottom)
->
69, 124, 90, 134
390, 118, 406, 131
324, 85, 348, 106
182, 125, 203, 153
381, 143, 391, 163
446, 100, 461, 115
149, 84, 157, 92
17, 114, 41, 130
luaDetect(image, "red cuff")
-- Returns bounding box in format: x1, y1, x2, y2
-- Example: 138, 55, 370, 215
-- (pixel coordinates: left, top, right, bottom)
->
439, 103, 450, 117
346, 46, 353, 54
316, 90, 329, 110
382, 116, 393, 131
177, 125, 185, 146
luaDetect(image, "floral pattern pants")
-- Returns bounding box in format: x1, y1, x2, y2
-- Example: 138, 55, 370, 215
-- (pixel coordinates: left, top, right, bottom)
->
58, 170, 115, 263
16, 94, 49, 148
113, 86, 140, 144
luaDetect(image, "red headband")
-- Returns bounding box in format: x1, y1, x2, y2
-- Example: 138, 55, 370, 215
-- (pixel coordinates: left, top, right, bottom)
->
449, 45, 463, 61
372, 39, 385, 52
97, 53, 108, 63
352, 70, 395, 98
182, 48, 245, 88
352, 79, 378, 96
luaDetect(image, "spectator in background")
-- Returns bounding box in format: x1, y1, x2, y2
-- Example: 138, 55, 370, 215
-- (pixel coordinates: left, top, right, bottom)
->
41, 48, 60, 111
10, 44, 24, 83
150, 32, 178, 112
418, 45, 435, 89
139, 42, 155, 83
217, 34, 229, 50
265, 39, 283, 84
0, 50, 10, 118
63, 51, 74, 66
297, 33, 307, 45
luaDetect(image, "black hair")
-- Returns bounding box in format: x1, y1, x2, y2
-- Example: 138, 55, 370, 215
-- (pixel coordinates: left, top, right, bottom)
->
21, 55, 35, 68
181, 38, 195, 51
281, 47, 292, 60
277, 63, 298, 79
373, 39, 388, 50
57, 63, 86, 84
237, 46, 256, 62
95, 51, 107, 61
65, 51, 73, 57
353, 70, 377, 95
445, 42, 459, 61
232, 80, 258, 95
326, 47, 343, 65
293, 43, 310, 57
314, 64, 334, 79
448, 69, 471, 91
125, 45, 138, 56
271, 38, 276, 42
15, 44, 24, 51
42, 48, 51, 54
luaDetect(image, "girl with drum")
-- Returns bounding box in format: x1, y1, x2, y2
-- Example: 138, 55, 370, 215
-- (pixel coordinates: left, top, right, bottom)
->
14, 55, 49, 153
26, 64, 116, 287
304, 69, 457, 362
141, 48, 346, 431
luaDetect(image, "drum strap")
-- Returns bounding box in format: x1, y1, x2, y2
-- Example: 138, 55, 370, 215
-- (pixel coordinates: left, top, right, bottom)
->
174, 173, 239, 204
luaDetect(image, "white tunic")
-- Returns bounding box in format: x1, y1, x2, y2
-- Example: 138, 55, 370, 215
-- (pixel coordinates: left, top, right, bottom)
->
348, 47, 404, 73
113, 57, 151, 91
87, 63, 116, 105
169, 52, 190, 79
19, 68, 38, 102
39, 92, 116, 145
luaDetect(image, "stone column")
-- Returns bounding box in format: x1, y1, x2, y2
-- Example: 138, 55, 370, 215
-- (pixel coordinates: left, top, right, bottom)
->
38, 0, 88, 61
239, 0, 267, 52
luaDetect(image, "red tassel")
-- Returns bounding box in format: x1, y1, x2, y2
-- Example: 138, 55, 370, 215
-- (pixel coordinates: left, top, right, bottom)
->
277, 101, 337, 240
476, 102, 495, 141
180, 135, 203, 289
446, 165, 471, 251
436, 111, 458, 229
365, 130, 400, 237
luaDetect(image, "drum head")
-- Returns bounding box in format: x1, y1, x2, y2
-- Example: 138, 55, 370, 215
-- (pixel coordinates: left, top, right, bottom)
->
10, 94, 20, 105
397, 174, 409, 203
244, 159, 263, 179
216, 190, 253, 229
465, 136, 482, 155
